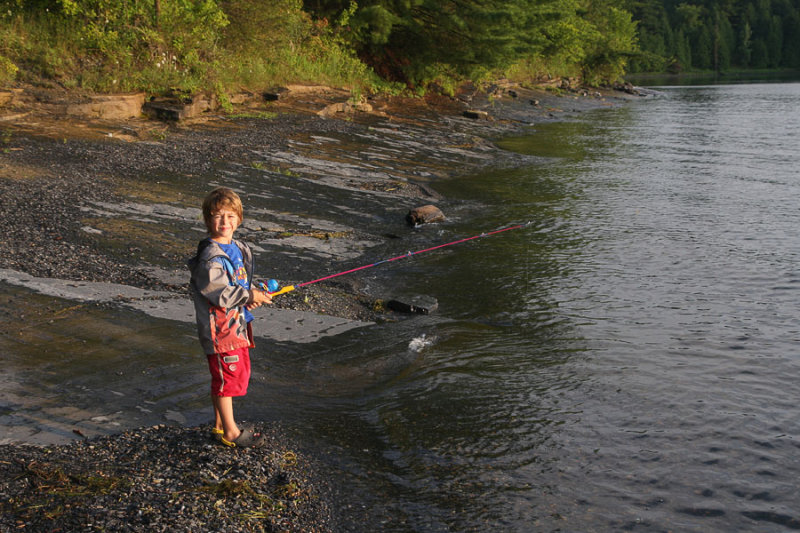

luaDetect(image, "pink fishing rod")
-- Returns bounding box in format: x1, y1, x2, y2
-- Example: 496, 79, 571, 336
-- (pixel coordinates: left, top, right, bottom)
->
259, 222, 530, 297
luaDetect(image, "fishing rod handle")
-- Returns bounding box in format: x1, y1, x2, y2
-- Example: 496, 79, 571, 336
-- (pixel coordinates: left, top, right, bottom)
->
257, 279, 296, 297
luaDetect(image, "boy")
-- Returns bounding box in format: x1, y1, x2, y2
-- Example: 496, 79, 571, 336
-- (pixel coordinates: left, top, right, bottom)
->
188, 187, 272, 448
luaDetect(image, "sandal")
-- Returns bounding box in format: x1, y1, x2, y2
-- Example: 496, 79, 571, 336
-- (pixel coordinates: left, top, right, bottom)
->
219, 428, 265, 448
211, 427, 224, 441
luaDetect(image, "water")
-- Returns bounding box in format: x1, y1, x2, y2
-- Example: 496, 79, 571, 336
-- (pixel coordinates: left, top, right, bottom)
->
257, 83, 800, 531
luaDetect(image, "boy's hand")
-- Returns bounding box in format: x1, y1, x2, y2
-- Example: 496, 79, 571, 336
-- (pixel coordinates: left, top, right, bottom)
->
247, 289, 273, 309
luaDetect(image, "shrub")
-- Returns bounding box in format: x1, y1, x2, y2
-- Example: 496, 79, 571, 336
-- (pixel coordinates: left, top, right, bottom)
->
0, 54, 19, 85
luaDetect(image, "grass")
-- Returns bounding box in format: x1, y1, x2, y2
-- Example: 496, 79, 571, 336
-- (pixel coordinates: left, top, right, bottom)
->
230, 111, 278, 120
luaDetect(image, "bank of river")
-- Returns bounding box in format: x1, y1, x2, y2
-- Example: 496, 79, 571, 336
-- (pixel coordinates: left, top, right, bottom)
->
1, 83, 637, 530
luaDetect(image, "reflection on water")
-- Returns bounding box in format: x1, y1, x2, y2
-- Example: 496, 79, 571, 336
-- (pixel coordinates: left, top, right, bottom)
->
0, 286, 209, 444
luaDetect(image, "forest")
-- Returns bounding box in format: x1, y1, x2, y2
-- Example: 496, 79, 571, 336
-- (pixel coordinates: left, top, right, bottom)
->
626, 0, 800, 73
0, 0, 797, 98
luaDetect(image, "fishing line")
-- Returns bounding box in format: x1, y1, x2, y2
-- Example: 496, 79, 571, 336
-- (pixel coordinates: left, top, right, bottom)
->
258, 221, 532, 297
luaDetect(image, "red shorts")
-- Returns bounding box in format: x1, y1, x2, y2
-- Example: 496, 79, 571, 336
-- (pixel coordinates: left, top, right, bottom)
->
207, 347, 251, 397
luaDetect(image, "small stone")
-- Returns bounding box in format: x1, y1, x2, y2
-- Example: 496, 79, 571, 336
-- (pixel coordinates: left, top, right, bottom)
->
406, 205, 445, 226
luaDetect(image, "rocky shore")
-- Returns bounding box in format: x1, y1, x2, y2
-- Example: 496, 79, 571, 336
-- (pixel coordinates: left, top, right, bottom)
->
0, 423, 335, 532
1, 81, 642, 530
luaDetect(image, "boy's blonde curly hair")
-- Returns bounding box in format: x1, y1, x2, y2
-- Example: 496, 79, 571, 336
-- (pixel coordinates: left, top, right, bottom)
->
202, 187, 243, 232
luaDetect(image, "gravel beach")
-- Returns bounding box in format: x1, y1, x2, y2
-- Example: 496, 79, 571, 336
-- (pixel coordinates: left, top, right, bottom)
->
1, 82, 641, 530
0, 423, 335, 532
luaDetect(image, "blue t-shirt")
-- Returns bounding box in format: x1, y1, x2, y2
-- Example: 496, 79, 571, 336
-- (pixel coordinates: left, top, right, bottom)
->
216, 242, 254, 323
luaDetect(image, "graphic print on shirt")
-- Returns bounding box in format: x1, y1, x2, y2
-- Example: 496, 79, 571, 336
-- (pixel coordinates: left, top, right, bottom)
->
234, 265, 248, 284
209, 303, 248, 352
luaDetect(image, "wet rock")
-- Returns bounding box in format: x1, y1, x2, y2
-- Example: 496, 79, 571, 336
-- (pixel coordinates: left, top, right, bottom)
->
406, 205, 445, 226
387, 295, 438, 315
613, 81, 641, 95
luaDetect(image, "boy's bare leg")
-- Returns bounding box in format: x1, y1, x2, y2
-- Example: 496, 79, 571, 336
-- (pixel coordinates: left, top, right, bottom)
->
214, 408, 223, 432
212, 395, 240, 442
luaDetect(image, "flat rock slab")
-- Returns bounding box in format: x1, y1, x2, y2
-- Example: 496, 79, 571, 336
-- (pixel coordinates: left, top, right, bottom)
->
64, 93, 146, 120
0, 268, 371, 344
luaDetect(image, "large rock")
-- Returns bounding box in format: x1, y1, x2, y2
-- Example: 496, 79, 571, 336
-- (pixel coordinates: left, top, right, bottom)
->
64, 93, 146, 119
406, 205, 445, 226
142, 93, 218, 121
387, 295, 439, 315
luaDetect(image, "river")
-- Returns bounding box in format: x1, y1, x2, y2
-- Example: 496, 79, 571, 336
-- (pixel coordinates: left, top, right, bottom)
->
266, 82, 800, 531
4, 82, 799, 532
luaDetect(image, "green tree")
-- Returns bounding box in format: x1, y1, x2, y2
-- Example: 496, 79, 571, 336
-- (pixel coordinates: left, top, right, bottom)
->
581, 1, 640, 84
736, 20, 753, 66
716, 10, 735, 70
675, 28, 692, 68
625, 0, 673, 72
694, 24, 713, 68
303, 0, 640, 86
765, 14, 782, 66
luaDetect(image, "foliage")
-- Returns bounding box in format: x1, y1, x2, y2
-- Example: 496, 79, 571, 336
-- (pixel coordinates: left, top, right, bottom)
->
0, 0, 389, 96
0, 0, 229, 92
304, 0, 641, 86
579, 1, 639, 84
0, 54, 18, 83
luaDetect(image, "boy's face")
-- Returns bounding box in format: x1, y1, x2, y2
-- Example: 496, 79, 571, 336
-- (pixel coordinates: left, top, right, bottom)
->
208, 208, 240, 244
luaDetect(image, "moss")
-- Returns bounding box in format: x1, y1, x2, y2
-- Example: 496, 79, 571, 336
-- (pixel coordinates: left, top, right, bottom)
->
7, 462, 129, 521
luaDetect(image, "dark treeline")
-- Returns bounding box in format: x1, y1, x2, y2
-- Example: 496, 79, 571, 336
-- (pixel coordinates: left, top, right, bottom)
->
626, 0, 800, 73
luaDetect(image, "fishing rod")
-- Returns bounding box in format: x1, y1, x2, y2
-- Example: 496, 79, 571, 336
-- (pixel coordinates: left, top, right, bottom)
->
258, 221, 531, 297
